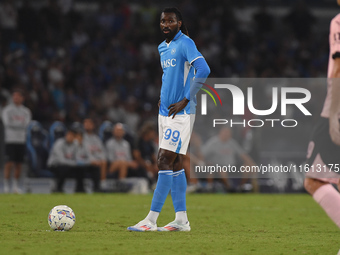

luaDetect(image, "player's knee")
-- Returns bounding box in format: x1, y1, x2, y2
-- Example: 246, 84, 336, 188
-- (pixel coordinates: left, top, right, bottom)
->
157, 157, 169, 170
157, 155, 172, 170
304, 178, 324, 195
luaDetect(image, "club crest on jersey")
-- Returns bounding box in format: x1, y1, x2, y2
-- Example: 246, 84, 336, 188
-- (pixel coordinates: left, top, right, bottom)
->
171, 48, 176, 55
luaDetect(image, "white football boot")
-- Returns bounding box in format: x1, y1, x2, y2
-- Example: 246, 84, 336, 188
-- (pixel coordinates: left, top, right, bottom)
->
157, 220, 191, 232
127, 219, 157, 232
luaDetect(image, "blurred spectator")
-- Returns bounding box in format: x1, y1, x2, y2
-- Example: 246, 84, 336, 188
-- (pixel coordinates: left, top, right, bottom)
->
82, 118, 107, 190
134, 122, 158, 180
123, 97, 140, 134
51, 82, 65, 114
74, 130, 101, 192
2, 89, 31, 193
106, 123, 138, 181
0, 0, 18, 46
48, 59, 64, 86
202, 127, 256, 192
102, 84, 118, 109
107, 99, 125, 123
183, 131, 204, 192
47, 127, 84, 192
72, 24, 89, 48
234, 0, 254, 34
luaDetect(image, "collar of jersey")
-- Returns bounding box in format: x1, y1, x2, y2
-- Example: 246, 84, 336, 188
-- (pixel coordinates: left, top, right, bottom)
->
165, 30, 183, 46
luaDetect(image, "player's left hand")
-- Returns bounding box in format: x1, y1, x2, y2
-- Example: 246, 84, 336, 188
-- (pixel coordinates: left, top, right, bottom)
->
168, 98, 190, 119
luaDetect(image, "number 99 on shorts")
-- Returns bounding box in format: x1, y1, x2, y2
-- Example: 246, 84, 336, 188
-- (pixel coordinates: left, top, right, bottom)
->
164, 128, 180, 146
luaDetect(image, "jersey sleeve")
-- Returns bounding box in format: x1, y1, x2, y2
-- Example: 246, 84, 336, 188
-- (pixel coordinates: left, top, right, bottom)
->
182, 38, 203, 64
330, 17, 340, 59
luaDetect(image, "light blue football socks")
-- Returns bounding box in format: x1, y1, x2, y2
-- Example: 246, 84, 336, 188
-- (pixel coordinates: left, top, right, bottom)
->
171, 169, 187, 212
150, 170, 173, 213
171, 169, 188, 224
147, 169, 188, 225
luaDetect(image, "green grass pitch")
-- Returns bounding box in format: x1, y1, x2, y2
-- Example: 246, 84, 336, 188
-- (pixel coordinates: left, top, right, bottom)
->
0, 193, 338, 255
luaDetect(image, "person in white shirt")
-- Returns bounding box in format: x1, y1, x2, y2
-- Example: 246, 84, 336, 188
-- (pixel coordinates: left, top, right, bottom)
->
106, 123, 138, 180
83, 118, 107, 189
2, 89, 31, 193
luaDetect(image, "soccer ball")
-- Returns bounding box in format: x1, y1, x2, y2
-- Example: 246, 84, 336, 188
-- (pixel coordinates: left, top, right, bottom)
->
48, 205, 76, 231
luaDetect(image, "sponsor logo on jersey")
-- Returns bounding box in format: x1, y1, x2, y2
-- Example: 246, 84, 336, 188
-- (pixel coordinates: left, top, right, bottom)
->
161, 58, 177, 69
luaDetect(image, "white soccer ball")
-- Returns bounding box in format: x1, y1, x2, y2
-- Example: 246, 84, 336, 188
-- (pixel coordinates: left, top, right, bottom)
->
48, 205, 76, 231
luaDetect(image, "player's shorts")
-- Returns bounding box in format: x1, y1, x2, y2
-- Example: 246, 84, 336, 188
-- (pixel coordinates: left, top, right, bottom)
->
5, 143, 26, 163
305, 117, 340, 184
158, 114, 195, 155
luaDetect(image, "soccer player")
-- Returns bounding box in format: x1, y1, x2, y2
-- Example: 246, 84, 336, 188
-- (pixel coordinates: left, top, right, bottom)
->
128, 7, 210, 232
2, 89, 31, 193
304, 0, 340, 229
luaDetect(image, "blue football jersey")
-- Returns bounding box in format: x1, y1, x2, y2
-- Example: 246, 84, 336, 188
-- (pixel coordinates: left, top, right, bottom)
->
158, 30, 203, 116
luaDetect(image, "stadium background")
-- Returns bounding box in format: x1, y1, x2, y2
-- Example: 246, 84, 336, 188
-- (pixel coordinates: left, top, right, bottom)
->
0, 0, 339, 193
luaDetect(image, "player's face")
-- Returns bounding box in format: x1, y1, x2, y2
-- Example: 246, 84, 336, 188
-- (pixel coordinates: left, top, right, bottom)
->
12, 92, 24, 105
160, 12, 182, 42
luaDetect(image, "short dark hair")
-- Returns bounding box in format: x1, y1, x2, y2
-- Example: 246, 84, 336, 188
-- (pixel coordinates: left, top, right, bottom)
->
162, 7, 189, 36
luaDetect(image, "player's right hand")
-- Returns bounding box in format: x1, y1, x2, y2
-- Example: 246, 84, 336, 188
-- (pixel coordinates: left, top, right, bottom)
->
168, 98, 189, 119
158, 100, 161, 108
329, 116, 340, 145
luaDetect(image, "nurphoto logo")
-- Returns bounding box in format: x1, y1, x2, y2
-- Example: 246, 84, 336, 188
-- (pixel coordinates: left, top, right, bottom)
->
199, 82, 312, 128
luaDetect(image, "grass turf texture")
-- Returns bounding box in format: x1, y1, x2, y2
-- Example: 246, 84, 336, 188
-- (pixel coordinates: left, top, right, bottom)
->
0, 194, 338, 255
